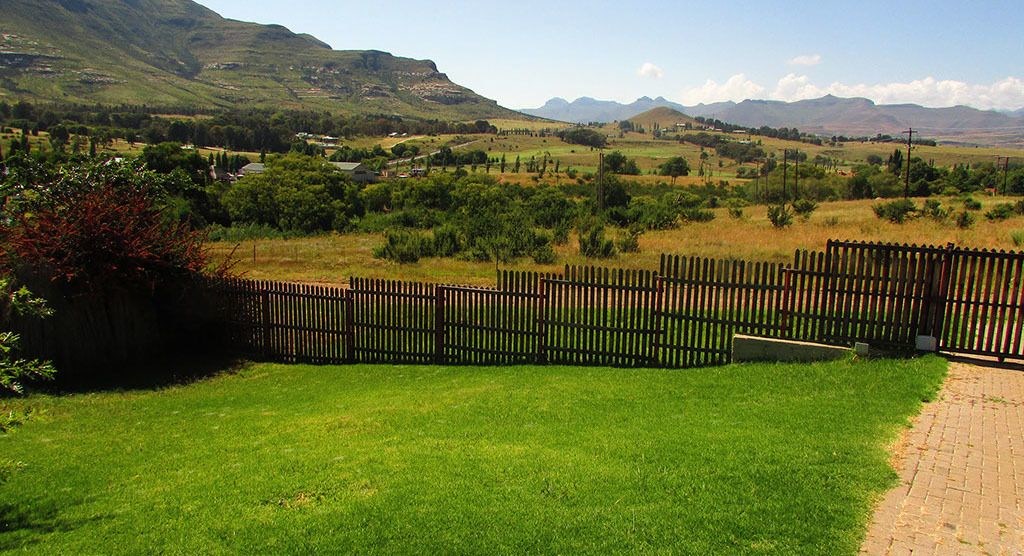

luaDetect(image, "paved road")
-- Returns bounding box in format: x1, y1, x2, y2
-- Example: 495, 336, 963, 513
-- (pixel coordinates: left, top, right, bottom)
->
386, 139, 481, 169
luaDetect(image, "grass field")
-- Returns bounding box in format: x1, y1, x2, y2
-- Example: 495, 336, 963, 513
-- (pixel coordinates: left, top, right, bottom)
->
436, 122, 1023, 178
209, 195, 1024, 286
0, 356, 946, 553
4, 114, 1019, 180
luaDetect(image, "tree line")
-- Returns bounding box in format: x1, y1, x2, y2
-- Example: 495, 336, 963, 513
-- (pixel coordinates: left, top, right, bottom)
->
0, 100, 499, 154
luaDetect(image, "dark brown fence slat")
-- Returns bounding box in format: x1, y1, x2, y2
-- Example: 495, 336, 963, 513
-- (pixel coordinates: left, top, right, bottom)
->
200, 240, 1024, 368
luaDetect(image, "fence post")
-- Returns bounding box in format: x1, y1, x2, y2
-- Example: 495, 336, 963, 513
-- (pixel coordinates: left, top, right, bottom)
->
821, 241, 835, 341
650, 275, 664, 366
780, 269, 792, 336
260, 289, 271, 358
435, 287, 445, 364
929, 242, 956, 342
537, 278, 547, 364
344, 288, 355, 363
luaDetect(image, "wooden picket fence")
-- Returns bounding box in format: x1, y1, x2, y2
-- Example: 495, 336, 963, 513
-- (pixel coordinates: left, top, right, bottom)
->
658, 255, 788, 367
202, 239, 1024, 368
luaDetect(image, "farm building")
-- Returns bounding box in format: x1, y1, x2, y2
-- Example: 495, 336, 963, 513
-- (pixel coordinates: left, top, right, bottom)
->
239, 162, 266, 175
330, 161, 376, 183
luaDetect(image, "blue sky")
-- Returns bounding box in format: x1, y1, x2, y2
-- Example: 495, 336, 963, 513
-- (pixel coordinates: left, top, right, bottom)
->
196, 0, 1024, 110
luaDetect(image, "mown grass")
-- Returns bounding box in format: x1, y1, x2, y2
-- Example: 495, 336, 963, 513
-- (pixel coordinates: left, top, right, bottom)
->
0, 357, 946, 553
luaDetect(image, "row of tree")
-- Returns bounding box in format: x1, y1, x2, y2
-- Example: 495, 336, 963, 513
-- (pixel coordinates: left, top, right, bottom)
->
0, 100, 499, 154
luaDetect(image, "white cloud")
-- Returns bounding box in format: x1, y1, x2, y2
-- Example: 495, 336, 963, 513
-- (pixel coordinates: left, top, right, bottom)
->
788, 54, 822, 66
676, 73, 1024, 110
679, 74, 766, 105
772, 73, 827, 101
769, 75, 1024, 110
637, 62, 663, 79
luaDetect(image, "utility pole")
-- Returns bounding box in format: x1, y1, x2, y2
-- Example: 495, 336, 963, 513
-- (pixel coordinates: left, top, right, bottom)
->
754, 158, 761, 203
903, 128, 914, 198
794, 149, 799, 200
782, 149, 788, 203
996, 156, 1010, 195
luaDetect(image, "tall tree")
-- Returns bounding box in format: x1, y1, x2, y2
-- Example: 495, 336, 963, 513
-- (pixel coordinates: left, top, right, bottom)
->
658, 157, 690, 184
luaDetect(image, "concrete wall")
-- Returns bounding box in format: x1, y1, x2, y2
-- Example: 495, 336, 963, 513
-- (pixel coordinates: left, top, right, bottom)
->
732, 334, 851, 363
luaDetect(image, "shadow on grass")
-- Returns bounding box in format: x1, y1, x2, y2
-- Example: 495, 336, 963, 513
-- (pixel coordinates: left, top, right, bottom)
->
37, 352, 253, 395
0, 501, 109, 550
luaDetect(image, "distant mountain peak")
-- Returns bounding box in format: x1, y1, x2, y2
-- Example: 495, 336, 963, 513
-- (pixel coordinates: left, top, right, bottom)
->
519, 93, 1024, 145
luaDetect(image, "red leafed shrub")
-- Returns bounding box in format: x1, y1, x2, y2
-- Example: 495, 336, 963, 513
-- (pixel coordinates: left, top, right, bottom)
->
1, 160, 213, 292
5, 185, 206, 290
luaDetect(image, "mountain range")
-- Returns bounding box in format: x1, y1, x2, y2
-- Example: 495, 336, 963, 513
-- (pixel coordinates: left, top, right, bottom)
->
522, 95, 1024, 146
2, 0, 1021, 145
0, 0, 519, 120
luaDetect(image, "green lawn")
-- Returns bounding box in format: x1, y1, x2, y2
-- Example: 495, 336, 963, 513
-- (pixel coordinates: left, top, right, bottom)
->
0, 357, 946, 554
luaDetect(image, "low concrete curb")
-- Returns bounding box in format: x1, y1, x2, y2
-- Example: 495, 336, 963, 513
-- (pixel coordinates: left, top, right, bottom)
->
732, 334, 851, 363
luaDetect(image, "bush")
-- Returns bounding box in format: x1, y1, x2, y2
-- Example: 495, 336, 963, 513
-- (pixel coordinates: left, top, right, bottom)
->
680, 209, 715, 223
577, 222, 616, 259
556, 127, 607, 148
1012, 230, 1024, 247
552, 219, 571, 245
873, 199, 917, 224
0, 278, 55, 395
532, 243, 557, 264
431, 224, 461, 257
767, 205, 793, 228
616, 225, 643, 253
626, 198, 679, 230
921, 199, 948, 221
1, 160, 212, 292
668, 192, 704, 209
985, 203, 1015, 221
372, 231, 433, 263
792, 199, 818, 220
954, 210, 975, 229
1015, 200, 1024, 215
725, 199, 745, 219
205, 223, 303, 242
962, 197, 982, 210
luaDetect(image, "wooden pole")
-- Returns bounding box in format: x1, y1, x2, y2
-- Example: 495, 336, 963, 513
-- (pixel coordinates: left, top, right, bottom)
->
903, 128, 914, 198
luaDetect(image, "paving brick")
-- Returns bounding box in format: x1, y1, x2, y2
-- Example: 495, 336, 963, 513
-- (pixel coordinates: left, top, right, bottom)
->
861, 361, 1023, 555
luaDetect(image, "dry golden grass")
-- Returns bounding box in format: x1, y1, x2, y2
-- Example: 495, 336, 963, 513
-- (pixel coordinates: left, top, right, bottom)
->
487, 118, 562, 131
208, 195, 1024, 288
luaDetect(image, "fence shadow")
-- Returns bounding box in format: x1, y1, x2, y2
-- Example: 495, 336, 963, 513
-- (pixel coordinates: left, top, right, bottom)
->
941, 353, 1024, 372
41, 352, 249, 394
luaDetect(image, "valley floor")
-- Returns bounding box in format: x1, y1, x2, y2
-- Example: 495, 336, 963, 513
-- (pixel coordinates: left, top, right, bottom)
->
209, 196, 1024, 286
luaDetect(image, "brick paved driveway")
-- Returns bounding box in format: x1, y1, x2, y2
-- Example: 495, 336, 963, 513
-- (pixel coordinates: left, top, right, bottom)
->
861, 360, 1023, 555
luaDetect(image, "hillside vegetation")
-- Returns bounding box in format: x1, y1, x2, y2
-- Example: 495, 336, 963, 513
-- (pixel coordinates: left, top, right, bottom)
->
0, 0, 518, 120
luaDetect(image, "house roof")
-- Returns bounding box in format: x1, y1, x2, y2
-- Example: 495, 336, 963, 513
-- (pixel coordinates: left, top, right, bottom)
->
330, 162, 363, 171
240, 162, 266, 174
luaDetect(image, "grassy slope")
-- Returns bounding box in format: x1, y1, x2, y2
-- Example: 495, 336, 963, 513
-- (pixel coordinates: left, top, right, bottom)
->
0, 0, 518, 121
0, 357, 946, 553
